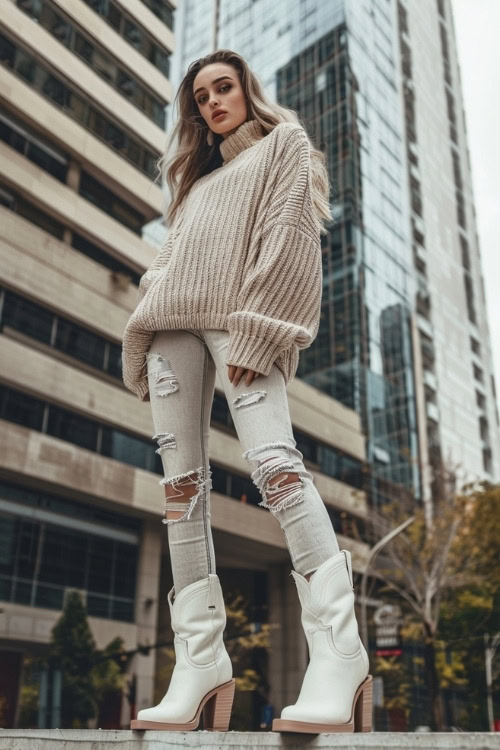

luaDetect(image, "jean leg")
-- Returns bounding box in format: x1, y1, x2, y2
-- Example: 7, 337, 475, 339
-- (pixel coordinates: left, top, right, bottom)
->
203, 329, 340, 577
147, 329, 217, 595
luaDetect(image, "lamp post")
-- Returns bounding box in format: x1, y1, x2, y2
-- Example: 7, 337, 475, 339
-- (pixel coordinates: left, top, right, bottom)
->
484, 632, 500, 732
360, 516, 415, 650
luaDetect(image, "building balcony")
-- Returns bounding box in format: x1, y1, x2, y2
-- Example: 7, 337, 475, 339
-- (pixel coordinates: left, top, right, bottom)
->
426, 402, 439, 423
413, 241, 426, 265
423, 370, 437, 391
409, 162, 421, 181
417, 314, 433, 339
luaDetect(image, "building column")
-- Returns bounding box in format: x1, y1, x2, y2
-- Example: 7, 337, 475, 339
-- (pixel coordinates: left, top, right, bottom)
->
267, 563, 307, 717
121, 518, 162, 725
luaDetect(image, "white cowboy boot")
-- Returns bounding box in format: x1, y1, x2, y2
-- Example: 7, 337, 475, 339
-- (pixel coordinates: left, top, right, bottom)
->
131, 573, 235, 731
272, 550, 372, 733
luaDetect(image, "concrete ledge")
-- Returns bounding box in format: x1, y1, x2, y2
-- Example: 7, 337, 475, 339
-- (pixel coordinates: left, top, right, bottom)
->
0, 730, 499, 749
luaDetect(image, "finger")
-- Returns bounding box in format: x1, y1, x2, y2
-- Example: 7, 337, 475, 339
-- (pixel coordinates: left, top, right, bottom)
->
227, 365, 235, 383
245, 370, 256, 386
233, 367, 245, 386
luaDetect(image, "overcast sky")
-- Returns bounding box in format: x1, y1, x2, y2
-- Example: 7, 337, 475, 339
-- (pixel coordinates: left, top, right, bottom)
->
450, 0, 500, 396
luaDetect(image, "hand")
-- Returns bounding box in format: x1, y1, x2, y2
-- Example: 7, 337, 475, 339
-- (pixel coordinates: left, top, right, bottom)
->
227, 365, 260, 387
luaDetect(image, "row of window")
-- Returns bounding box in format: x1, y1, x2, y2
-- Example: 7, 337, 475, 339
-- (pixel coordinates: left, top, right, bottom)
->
1, 109, 148, 235
80, 170, 146, 234
0, 478, 139, 621
2, 478, 141, 532
436, 3, 493, 473
16, 0, 166, 128
0, 287, 123, 381
83, 0, 171, 77
140, 0, 175, 28
0, 32, 159, 179
0, 108, 68, 181
0, 179, 142, 283
0, 382, 162, 472
399, 3, 442, 490
0, 379, 372, 544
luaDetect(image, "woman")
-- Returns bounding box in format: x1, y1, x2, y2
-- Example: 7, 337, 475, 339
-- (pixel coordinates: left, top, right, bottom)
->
124, 49, 371, 734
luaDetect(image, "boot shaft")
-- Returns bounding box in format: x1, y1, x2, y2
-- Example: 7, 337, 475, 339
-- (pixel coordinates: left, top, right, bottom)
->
291, 551, 361, 656
167, 574, 227, 665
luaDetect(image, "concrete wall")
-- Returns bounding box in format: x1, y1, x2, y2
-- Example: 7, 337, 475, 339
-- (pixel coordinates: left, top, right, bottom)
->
0, 729, 497, 748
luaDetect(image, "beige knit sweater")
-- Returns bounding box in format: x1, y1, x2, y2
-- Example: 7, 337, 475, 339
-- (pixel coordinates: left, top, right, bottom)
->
121, 118, 323, 401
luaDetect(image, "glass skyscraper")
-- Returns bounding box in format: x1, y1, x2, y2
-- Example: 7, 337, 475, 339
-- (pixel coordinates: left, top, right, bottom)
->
170, 0, 500, 503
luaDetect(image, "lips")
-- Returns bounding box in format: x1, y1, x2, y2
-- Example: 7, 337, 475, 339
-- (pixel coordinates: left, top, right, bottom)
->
212, 110, 227, 120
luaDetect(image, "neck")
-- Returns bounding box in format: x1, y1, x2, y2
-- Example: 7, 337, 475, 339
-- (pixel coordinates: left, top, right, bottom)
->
219, 119, 265, 164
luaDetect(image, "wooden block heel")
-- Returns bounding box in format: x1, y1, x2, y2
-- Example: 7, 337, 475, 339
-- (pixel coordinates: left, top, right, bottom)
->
130, 678, 236, 732
354, 674, 373, 732
203, 677, 236, 731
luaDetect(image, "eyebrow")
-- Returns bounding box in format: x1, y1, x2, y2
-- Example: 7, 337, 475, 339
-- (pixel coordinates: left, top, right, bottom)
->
193, 76, 233, 97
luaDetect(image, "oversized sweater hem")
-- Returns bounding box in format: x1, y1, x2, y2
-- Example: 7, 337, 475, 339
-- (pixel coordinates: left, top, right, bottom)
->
122, 312, 299, 402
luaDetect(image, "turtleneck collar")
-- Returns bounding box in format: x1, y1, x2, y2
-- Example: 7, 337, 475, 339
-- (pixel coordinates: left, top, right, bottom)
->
219, 118, 265, 165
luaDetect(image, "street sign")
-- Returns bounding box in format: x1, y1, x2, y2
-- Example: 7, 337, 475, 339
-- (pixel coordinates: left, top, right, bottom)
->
374, 604, 403, 656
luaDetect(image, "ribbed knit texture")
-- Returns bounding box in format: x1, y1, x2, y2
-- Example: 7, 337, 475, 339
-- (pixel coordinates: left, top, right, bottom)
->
121, 118, 323, 401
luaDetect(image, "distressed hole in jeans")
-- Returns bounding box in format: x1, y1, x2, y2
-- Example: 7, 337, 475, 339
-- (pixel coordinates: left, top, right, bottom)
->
153, 432, 177, 453
148, 352, 179, 397
159, 465, 212, 525
242, 443, 313, 513
233, 390, 267, 408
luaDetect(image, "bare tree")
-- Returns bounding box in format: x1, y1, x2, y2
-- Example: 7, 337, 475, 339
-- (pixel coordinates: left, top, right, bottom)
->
370, 463, 476, 730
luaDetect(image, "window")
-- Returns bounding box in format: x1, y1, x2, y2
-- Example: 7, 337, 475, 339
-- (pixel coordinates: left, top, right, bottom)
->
79, 171, 146, 234
72, 234, 141, 284
463, 272, 476, 324
473, 364, 483, 383
0, 387, 45, 431
0, 109, 68, 182
479, 415, 489, 442
470, 337, 481, 356
0, 181, 65, 238
460, 235, 470, 270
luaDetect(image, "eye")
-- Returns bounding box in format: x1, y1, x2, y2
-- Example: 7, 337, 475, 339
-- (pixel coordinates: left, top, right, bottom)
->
197, 83, 231, 105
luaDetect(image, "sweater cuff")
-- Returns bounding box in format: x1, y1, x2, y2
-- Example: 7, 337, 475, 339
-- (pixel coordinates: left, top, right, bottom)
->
226, 330, 286, 376
226, 311, 303, 375
123, 375, 150, 402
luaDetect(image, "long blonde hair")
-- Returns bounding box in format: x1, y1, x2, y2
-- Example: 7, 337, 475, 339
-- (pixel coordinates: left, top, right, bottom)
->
155, 49, 333, 235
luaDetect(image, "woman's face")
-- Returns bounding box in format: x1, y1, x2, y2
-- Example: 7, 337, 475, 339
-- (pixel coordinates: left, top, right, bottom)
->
193, 63, 247, 140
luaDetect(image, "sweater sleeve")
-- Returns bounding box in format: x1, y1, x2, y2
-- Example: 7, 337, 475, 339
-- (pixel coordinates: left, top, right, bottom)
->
225, 126, 323, 376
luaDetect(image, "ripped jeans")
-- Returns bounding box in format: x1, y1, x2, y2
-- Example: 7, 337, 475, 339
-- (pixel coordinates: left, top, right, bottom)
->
146, 328, 340, 596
